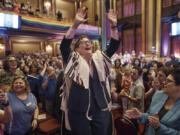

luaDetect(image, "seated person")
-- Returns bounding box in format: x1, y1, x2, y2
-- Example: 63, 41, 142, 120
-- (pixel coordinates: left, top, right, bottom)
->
57, 11, 62, 21
4, 0, 13, 10
19, 3, 28, 14
27, 6, 34, 15
35, 8, 40, 17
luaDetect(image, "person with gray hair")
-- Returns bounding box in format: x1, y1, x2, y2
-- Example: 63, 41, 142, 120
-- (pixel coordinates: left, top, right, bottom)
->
60, 7, 120, 135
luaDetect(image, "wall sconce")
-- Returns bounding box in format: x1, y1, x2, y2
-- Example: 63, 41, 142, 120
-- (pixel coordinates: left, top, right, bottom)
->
0, 44, 4, 50
174, 53, 180, 59
46, 45, 52, 51
45, 1, 51, 10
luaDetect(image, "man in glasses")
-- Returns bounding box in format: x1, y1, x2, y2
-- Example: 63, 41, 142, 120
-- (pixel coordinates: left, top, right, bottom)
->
60, 7, 120, 135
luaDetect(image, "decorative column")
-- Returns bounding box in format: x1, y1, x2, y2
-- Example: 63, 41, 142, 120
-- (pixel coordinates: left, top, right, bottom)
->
3, 35, 10, 55
113, 0, 117, 11
145, 0, 156, 55
100, 0, 107, 51
75, 0, 78, 14
37, 0, 40, 9
110, 0, 113, 9
155, 0, 161, 56
95, 0, 101, 26
142, 0, 161, 56
92, 0, 95, 25
52, 0, 56, 17
79, 0, 82, 8
39, 0, 43, 13
141, 0, 146, 54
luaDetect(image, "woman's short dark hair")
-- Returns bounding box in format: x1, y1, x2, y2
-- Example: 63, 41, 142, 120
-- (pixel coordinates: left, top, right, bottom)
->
3, 56, 20, 71
74, 35, 89, 50
133, 66, 142, 76
9, 76, 31, 93
158, 66, 171, 77
172, 68, 180, 86
29, 63, 39, 73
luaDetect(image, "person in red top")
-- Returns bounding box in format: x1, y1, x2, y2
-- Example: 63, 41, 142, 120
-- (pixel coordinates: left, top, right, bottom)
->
14, 0, 19, 14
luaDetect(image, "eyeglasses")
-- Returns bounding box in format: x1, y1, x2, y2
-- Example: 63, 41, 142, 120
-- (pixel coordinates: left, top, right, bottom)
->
158, 73, 165, 77
79, 40, 91, 45
8, 60, 17, 63
166, 78, 175, 84
131, 72, 138, 75
13, 81, 25, 85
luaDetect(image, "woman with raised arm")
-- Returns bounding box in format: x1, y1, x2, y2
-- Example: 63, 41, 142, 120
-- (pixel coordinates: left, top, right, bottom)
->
60, 7, 120, 135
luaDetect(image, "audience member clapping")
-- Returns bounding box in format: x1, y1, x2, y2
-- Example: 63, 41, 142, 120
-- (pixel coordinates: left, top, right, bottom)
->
125, 68, 180, 135
5, 76, 39, 135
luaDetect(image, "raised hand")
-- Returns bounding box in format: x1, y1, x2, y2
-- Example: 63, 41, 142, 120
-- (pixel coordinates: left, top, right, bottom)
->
107, 9, 117, 27
73, 7, 88, 28
124, 108, 142, 120
148, 113, 160, 129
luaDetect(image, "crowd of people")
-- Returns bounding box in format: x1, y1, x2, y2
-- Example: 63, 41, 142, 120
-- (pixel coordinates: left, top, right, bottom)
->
0, 0, 33, 14
0, 6, 180, 135
0, 52, 64, 134
0, 0, 62, 20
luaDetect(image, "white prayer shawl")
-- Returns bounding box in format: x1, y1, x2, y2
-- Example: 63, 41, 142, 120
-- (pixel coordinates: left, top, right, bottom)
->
64, 50, 112, 89
61, 50, 112, 130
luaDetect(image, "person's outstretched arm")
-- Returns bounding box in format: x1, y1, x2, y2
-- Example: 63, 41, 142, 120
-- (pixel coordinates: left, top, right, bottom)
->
105, 10, 121, 57
60, 7, 88, 63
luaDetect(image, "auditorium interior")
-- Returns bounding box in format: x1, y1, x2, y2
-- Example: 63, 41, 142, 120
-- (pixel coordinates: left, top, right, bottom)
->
0, 0, 179, 59
0, 0, 180, 135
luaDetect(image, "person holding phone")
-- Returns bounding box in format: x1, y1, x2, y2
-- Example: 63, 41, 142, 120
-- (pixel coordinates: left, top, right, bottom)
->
60, 7, 120, 135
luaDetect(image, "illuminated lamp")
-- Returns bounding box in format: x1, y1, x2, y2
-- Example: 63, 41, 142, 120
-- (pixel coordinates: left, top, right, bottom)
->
174, 53, 180, 59
0, 44, 4, 50
178, 10, 180, 18
45, 1, 51, 10
46, 45, 52, 51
